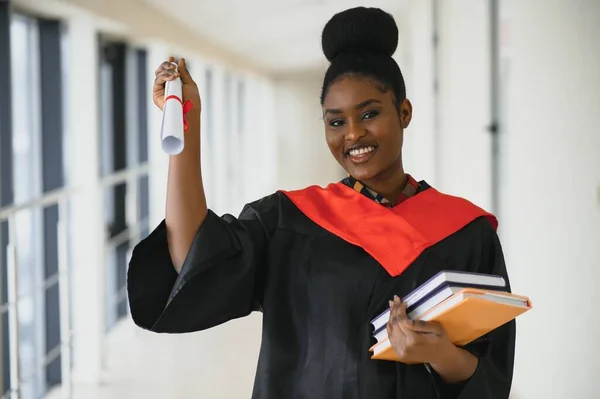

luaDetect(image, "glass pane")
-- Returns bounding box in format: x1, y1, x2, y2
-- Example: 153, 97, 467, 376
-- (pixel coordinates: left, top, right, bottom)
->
65, 199, 75, 368
105, 245, 117, 330
237, 80, 245, 134
61, 27, 71, 186
223, 73, 233, 187
45, 280, 61, 389
9, 14, 47, 398
115, 242, 128, 319
105, 241, 129, 329
43, 205, 61, 392
10, 15, 42, 204
138, 175, 149, 238
15, 207, 45, 399
1, 221, 10, 397
19, 380, 35, 399
237, 80, 246, 202
136, 50, 148, 164
104, 182, 129, 332
99, 61, 114, 177
204, 68, 214, 188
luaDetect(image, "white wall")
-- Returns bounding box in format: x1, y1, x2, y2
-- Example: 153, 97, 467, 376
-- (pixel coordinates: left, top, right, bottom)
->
437, 0, 493, 210
240, 75, 280, 203
397, 0, 438, 187
403, 0, 493, 209
273, 72, 345, 191
405, 1, 600, 398
399, 0, 492, 209
498, 1, 600, 398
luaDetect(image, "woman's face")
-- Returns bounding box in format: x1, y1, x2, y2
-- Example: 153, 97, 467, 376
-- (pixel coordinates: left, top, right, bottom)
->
322, 76, 412, 183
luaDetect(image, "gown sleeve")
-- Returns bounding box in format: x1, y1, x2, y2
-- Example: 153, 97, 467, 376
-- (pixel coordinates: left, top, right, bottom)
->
432, 218, 516, 399
127, 195, 278, 334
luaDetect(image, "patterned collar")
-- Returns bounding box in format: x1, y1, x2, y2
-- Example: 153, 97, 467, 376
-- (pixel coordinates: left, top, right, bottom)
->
341, 174, 421, 208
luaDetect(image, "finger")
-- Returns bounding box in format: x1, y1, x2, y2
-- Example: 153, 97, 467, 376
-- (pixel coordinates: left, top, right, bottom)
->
177, 58, 195, 85
392, 306, 408, 339
396, 300, 409, 324
156, 68, 179, 78
404, 320, 444, 335
388, 299, 400, 324
156, 69, 179, 80
387, 300, 406, 339
155, 59, 176, 76
387, 316, 406, 340
154, 70, 180, 87
396, 298, 409, 320
390, 298, 409, 326
401, 325, 422, 346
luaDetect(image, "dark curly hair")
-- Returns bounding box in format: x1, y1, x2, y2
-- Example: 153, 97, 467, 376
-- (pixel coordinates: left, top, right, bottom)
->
319, 7, 406, 107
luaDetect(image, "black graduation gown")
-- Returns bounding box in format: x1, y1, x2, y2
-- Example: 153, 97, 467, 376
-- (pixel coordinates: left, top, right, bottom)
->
127, 183, 515, 399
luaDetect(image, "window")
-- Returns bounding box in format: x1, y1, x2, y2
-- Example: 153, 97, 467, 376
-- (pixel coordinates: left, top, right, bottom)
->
0, 2, 14, 394
223, 73, 234, 190
99, 40, 150, 328
2, 13, 68, 399
237, 80, 245, 134
99, 39, 129, 329
38, 18, 67, 392
236, 79, 246, 203
10, 15, 46, 399
203, 67, 214, 199
135, 49, 150, 237
205, 67, 213, 150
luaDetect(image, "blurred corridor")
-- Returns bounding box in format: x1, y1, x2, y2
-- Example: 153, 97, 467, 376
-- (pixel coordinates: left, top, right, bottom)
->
0, 0, 599, 398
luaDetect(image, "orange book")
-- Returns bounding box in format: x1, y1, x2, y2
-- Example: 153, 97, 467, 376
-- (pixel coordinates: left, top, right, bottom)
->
370, 288, 532, 361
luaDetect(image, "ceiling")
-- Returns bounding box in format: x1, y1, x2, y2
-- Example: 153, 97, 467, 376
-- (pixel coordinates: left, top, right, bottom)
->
140, 0, 405, 75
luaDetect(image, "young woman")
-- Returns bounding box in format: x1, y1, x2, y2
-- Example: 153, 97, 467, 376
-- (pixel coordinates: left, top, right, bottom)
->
128, 7, 515, 399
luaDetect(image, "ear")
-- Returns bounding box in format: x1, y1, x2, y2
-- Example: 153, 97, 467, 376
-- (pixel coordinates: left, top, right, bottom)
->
398, 98, 413, 129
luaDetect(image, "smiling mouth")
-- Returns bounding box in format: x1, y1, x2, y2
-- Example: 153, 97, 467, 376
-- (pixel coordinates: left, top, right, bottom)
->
345, 145, 377, 164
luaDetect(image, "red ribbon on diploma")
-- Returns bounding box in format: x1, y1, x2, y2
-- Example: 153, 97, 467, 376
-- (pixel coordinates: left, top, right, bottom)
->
164, 95, 194, 132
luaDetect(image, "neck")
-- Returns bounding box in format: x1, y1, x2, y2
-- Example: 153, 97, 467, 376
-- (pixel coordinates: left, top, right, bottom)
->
361, 165, 408, 206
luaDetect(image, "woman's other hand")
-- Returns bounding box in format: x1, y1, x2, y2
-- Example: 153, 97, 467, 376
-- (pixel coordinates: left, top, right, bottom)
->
153, 56, 201, 113
386, 295, 479, 382
386, 295, 455, 365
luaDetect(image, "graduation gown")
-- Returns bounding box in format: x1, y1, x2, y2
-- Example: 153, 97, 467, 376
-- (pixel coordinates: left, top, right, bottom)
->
127, 181, 515, 399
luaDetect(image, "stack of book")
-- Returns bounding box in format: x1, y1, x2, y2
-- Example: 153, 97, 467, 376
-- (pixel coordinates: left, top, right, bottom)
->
370, 271, 531, 361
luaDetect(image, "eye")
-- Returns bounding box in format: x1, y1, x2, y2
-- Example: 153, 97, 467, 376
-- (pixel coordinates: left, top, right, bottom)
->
362, 110, 379, 120
329, 119, 345, 127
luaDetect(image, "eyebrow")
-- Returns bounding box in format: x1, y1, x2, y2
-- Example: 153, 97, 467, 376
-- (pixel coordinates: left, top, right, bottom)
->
324, 98, 382, 115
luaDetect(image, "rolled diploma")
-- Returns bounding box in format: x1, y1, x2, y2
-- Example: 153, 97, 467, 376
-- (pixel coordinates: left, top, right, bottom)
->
160, 66, 185, 155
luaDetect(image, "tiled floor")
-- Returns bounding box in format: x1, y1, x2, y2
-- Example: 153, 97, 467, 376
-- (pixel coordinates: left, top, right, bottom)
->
67, 314, 263, 398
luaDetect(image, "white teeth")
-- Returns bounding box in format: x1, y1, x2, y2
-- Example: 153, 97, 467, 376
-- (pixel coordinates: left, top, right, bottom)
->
349, 146, 374, 156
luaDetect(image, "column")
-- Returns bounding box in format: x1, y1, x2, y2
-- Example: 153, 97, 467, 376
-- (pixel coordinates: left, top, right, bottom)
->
64, 10, 105, 385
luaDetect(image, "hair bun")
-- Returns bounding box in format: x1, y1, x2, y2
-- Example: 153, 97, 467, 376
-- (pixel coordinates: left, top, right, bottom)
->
321, 7, 399, 62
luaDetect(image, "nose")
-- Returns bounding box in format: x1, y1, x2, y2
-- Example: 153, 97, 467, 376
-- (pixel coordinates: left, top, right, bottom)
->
344, 119, 366, 142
